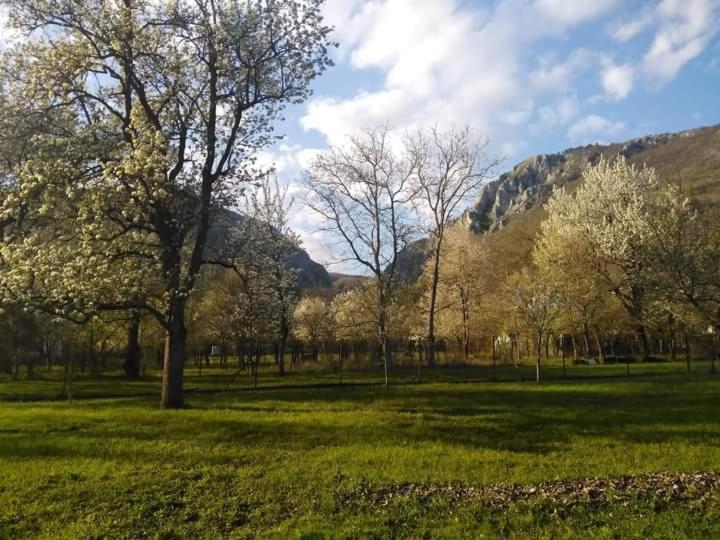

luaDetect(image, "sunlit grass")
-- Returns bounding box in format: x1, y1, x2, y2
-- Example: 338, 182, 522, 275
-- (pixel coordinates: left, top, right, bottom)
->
1, 366, 718, 538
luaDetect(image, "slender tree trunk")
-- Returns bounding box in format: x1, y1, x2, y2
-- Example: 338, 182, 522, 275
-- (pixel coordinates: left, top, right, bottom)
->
461, 304, 470, 364
535, 334, 542, 382
161, 300, 187, 409
669, 317, 677, 361
570, 333, 578, 361
416, 339, 422, 381
378, 300, 390, 388
637, 324, 651, 361
253, 342, 260, 389
583, 321, 591, 357
426, 236, 443, 369
492, 336, 497, 381
684, 334, 691, 373
561, 336, 566, 378
382, 338, 390, 387
593, 329, 604, 364
277, 317, 288, 376
123, 312, 142, 379
339, 342, 344, 385
61, 342, 73, 401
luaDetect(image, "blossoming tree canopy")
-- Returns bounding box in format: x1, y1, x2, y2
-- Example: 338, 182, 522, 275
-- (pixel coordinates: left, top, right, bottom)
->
0, 0, 334, 407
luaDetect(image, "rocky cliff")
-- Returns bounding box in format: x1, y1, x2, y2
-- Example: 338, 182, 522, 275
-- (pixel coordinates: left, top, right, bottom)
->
398, 123, 720, 282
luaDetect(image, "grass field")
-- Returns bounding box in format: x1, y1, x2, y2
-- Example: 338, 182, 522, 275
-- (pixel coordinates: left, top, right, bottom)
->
1, 362, 719, 538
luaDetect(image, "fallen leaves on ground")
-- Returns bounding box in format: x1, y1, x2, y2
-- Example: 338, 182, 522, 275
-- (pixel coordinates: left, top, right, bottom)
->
339, 471, 720, 511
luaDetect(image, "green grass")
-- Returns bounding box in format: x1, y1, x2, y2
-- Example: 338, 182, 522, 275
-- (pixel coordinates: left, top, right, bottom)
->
1, 364, 719, 538
0, 358, 698, 401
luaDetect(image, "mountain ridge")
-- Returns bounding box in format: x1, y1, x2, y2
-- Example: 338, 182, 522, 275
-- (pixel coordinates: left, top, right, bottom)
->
396, 123, 720, 282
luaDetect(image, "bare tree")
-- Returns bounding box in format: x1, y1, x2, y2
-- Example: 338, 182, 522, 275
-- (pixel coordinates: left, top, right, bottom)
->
407, 126, 498, 368
304, 127, 416, 386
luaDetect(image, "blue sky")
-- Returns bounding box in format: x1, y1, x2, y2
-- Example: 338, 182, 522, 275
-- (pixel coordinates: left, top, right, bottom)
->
255, 0, 720, 268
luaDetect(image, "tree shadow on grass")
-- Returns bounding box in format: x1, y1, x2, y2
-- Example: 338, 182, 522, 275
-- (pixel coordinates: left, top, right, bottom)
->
1, 378, 719, 464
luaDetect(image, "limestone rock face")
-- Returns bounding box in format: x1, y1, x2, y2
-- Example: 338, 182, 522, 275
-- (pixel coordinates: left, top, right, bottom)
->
466, 149, 598, 232
395, 123, 720, 283
465, 125, 720, 233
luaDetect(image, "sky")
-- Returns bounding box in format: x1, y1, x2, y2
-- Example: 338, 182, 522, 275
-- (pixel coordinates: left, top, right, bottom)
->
2, 0, 719, 271
263, 0, 720, 270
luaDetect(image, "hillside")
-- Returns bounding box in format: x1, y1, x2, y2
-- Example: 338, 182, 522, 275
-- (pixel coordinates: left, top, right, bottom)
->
206, 209, 333, 290
398, 123, 720, 282
329, 272, 371, 293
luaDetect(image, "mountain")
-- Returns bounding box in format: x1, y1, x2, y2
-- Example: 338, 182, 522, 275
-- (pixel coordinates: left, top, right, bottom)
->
398, 123, 720, 282
206, 209, 333, 290
329, 272, 371, 293
467, 124, 720, 233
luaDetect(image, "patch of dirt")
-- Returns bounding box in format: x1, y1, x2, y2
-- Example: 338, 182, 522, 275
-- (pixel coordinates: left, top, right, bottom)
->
339, 472, 720, 511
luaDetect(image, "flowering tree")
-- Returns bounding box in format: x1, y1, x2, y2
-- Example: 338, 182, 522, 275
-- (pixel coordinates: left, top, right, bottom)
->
0, 0, 333, 407
293, 296, 334, 362
534, 219, 617, 360
648, 186, 720, 371
424, 226, 490, 363
241, 177, 300, 375
506, 266, 562, 381
539, 157, 657, 360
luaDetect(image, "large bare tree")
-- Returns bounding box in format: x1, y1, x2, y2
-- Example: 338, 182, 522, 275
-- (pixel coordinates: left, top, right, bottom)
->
407, 126, 497, 368
304, 127, 416, 386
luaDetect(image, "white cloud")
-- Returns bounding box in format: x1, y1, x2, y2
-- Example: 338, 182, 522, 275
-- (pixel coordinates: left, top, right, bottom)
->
304, 0, 621, 153
536, 0, 619, 25
641, 0, 720, 84
601, 62, 635, 100
568, 114, 625, 142
529, 49, 599, 93
531, 94, 580, 133
611, 9, 655, 42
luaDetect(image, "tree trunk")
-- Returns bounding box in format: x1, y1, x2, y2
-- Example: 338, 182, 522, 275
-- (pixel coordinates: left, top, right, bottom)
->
426, 236, 443, 369
492, 336, 497, 381
253, 342, 260, 389
669, 322, 677, 361
382, 339, 390, 387
637, 324, 651, 361
535, 335, 542, 382
339, 342, 344, 385
378, 300, 390, 388
416, 340, 423, 381
123, 313, 142, 379
583, 322, 591, 357
684, 334, 691, 373
593, 329, 604, 364
461, 303, 470, 364
161, 300, 187, 409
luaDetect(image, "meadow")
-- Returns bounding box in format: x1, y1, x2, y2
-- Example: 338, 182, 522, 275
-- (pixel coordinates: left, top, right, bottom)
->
1, 362, 719, 538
